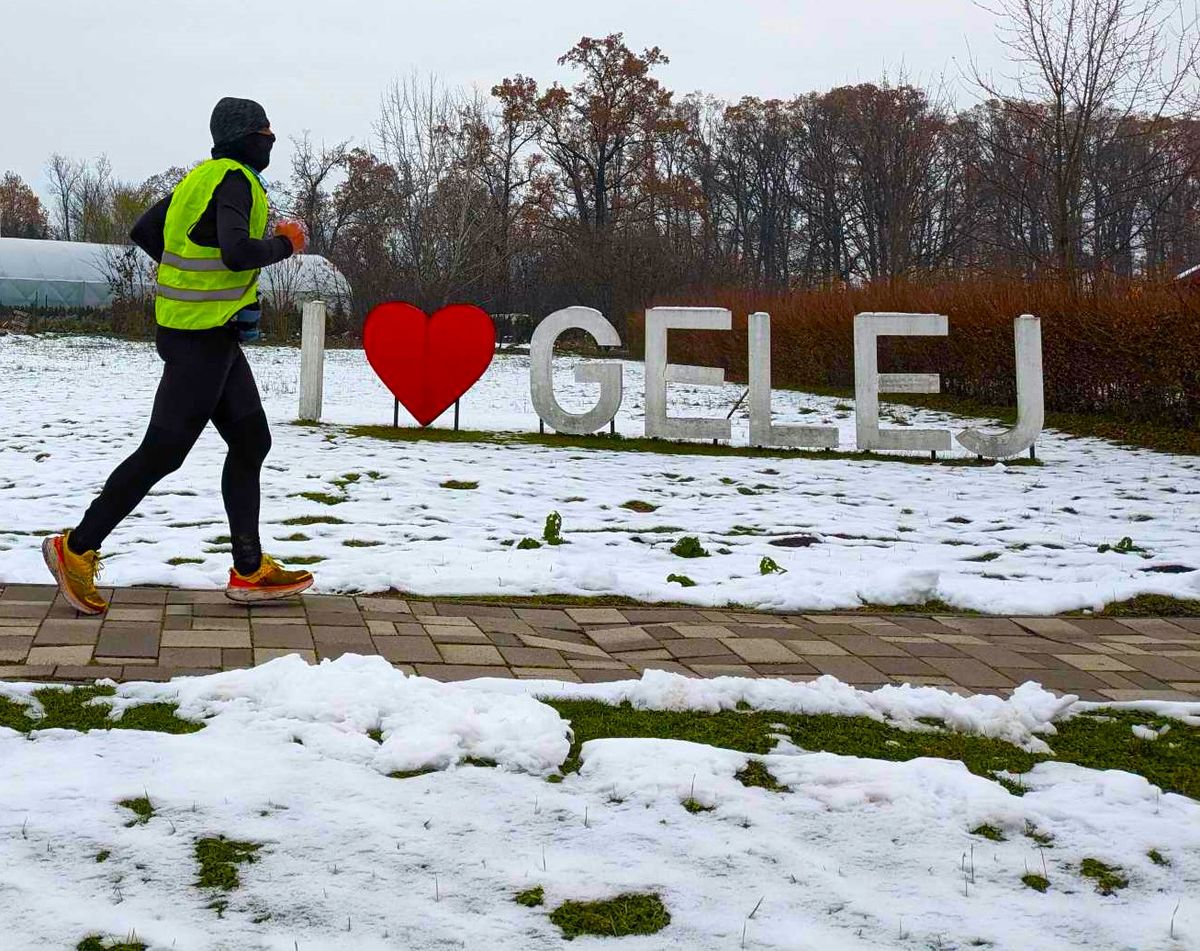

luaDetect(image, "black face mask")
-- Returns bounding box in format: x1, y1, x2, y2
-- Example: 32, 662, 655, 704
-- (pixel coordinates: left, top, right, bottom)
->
212, 132, 274, 172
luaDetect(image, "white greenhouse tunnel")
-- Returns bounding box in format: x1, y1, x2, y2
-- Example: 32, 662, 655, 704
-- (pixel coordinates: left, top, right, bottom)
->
0, 237, 349, 310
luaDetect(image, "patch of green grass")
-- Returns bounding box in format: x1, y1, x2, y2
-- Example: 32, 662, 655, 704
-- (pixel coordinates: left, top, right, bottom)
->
1024, 823, 1054, 847
119, 796, 154, 827
388, 768, 438, 779
549, 893, 670, 940
294, 491, 345, 506
667, 573, 696, 587
330, 472, 361, 491
194, 836, 261, 893
759, 556, 786, 575
94, 850, 111, 863
964, 552, 1001, 563
76, 936, 147, 951
514, 886, 545, 907
543, 511, 565, 545
206, 534, 232, 545
0, 686, 202, 735
670, 536, 709, 558
1021, 873, 1049, 892
280, 515, 346, 526
165, 557, 204, 566
541, 701, 1200, 800
342, 539, 383, 547
1079, 858, 1128, 895
1093, 594, 1200, 617
735, 759, 790, 792
971, 824, 1006, 842
439, 480, 478, 490
621, 500, 658, 513
286, 555, 325, 565
278, 532, 310, 542
367, 728, 384, 744
342, 423, 1041, 466
517, 537, 542, 550
1148, 849, 1170, 867
681, 797, 713, 813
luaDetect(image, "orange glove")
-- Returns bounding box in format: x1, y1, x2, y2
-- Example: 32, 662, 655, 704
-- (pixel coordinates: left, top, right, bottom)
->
275, 219, 307, 254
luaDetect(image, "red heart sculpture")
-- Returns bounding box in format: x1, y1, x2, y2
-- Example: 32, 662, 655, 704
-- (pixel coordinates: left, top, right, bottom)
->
363, 302, 496, 426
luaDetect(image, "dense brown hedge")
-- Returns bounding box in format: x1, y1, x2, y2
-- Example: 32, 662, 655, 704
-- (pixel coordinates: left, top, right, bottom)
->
627, 278, 1200, 426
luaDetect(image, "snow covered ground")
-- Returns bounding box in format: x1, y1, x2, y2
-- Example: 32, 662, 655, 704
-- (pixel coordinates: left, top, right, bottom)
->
1, 333, 1198, 614
1, 659, 1197, 950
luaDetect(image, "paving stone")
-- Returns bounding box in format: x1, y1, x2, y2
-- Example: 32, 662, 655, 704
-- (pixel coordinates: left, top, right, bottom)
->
251, 617, 309, 626
1115, 618, 1193, 638
519, 634, 608, 657
612, 649, 672, 662
95, 626, 159, 659
688, 664, 757, 677
105, 607, 162, 622
473, 617, 537, 636
0, 665, 55, 679
935, 617, 1027, 636
422, 626, 490, 644
27, 645, 93, 666
1055, 654, 1134, 672
190, 618, 251, 632
373, 636, 441, 664
565, 608, 627, 625
988, 635, 1071, 653
254, 648, 317, 665
807, 656, 889, 683
305, 613, 367, 628
585, 626, 659, 652
158, 647, 222, 668
193, 603, 251, 618
434, 602, 515, 619
573, 668, 638, 683
484, 631, 524, 647
511, 667, 582, 682
367, 620, 397, 636
110, 588, 169, 604
0, 636, 32, 663
958, 645, 1048, 669
162, 630, 251, 648
165, 605, 193, 616
998, 667, 1109, 692
1064, 618, 1135, 636
927, 633, 989, 646
750, 663, 820, 676
252, 627, 314, 649
724, 639, 800, 663
1099, 688, 1198, 701
922, 657, 1015, 688
317, 645, 376, 661
868, 655, 942, 677
222, 648, 253, 669
1119, 670, 1174, 690
163, 616, 192, 631
414, 664, 514, 681
355, 597, 411, 613
421, 615, 478, 628
513, 608, 579, 630
672, 652, 743, 666
168, 590, 229, 604
1115, 653, 1200, 681
52, 666, 123, 681
627, 660, 695, 676
669, 623, 736, 639
34, 619, 103, 645
438, 643, 505, 665
659, 638, 729, 659
0, 618, 41, 628
566, 658, 632, 670
884, 617, 960, 634
1, 585, 57, 601
498, 646, 568, 667
0, 603, 51, 619
823, 635, 910, 657
310, 626, 373, 646
620, 609, 710, 624
894, 640, 968, 658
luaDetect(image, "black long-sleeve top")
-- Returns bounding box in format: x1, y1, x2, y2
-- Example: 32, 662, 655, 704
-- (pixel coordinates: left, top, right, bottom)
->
130, 170, 294, 271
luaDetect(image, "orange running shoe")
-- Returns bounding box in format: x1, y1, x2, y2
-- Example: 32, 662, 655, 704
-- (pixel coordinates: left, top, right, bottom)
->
42, 531, 108, 615
225, 553, 314, 603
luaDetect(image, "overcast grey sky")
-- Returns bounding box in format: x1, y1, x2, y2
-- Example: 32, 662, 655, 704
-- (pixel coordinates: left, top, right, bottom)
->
2, 0, 1006, 197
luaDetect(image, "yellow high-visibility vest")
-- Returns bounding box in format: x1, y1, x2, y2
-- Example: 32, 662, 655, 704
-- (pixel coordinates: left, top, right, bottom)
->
155, 158, 269, 329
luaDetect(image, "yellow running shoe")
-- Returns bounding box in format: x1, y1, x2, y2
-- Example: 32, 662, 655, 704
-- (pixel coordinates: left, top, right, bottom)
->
42, 531, 108, 616
225, 553, 314, 603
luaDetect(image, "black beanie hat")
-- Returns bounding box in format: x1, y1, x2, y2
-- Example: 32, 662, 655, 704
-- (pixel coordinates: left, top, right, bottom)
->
210, 97, 270, 147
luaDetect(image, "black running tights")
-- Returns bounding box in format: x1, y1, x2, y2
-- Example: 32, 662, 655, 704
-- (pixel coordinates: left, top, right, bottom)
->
71, 322, 271, 574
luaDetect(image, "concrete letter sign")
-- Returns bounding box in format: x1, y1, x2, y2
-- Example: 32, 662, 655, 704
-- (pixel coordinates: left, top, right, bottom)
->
363, 302, 495, 426
748, 312, 838, 448
530, 306, 623, 434
854, 312, 951, 452
956, 315, 1044, 458
644, 307, 732, 441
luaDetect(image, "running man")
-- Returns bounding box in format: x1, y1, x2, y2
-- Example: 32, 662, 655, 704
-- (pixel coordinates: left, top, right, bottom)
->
44, 97, 315, 614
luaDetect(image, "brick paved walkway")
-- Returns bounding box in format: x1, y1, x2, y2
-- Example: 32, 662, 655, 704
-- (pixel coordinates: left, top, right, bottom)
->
1, 584, 1199, 700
